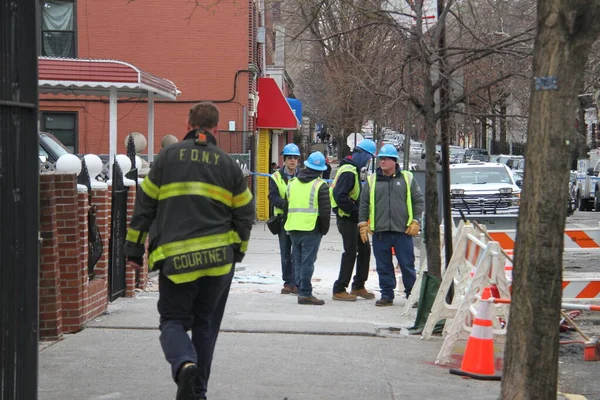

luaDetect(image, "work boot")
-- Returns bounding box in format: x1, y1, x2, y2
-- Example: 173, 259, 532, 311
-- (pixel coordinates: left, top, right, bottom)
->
281, 284, 294, 294
298, 296, 325, 305
375, 298, 393, 307
290, 286, 298, 295
350, 288, 375, 299
176, 363, 201, 400
332, 291, 357, 301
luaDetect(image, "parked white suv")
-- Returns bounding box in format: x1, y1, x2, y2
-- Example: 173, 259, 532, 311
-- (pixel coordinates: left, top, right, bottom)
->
450, 161, 521, 216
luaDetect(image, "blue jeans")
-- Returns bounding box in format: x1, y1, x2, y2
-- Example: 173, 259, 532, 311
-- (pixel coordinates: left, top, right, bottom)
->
372, 231, 416, 300
289, 231, 322, 298
278, 220, 296, 287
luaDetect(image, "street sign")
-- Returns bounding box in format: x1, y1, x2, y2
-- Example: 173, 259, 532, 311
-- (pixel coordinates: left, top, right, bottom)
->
383, 0, 438, 32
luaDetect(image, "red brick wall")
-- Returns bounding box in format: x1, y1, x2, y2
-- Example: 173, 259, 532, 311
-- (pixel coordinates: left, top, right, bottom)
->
40, 0, 256, 156
39, 175, 63, 340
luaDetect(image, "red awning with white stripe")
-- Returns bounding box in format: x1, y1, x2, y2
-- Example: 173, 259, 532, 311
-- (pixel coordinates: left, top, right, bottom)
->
38, 57, 180, 100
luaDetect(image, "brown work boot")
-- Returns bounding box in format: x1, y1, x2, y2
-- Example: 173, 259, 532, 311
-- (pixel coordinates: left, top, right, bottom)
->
290, 286, 298, 295
298, 296, 325, 305
332, 291, 358, 301
375, 298, 393, 307
350, 288, 375, 299
281, 284, 294, 294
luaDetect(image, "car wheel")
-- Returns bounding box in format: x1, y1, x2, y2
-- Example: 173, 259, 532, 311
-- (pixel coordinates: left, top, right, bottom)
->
578, 192, 587, 212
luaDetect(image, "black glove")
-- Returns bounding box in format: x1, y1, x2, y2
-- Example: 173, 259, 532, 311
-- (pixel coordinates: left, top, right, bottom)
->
127, 255, 143, 266
231, 243, 245, 263
234, 251, 245, 263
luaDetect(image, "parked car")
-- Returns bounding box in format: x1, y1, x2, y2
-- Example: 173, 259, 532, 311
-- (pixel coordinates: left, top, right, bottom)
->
39, 131, 70, 163
463, 148, 490, 162
449, 161, 521, 216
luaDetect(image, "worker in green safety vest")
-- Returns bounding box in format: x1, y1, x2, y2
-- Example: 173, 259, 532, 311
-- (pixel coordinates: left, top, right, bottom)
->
358, 144, 424, 307
330, 138, 377, 302
284, 151, 331, 305
268, 143, 301, 294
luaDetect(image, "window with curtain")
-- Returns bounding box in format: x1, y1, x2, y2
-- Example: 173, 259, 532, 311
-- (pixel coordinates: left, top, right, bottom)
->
41, 112, 78, 153
42, 0, 75, 58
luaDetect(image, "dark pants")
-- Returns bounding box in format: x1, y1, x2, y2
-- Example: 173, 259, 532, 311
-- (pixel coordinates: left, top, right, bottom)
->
158, 266, 234, 397
333, 217, 371, 294
372, 231, 416, 300
277, 219, 296, 287
289, 230, 322, 298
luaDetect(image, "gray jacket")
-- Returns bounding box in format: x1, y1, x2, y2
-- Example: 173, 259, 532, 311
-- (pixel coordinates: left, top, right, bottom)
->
359, 166, 424, 233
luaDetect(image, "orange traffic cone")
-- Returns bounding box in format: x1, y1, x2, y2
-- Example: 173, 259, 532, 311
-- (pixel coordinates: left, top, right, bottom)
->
450, 287, 502, 380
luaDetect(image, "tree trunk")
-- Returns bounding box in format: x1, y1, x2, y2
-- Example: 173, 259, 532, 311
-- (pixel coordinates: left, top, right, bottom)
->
499, 95, 508, 154
501, 2, 600, 399
577, 95, 588, 158
423, 68, 442, 280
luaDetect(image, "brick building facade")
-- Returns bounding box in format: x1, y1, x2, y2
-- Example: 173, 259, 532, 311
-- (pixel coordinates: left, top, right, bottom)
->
39, 0, 262, 156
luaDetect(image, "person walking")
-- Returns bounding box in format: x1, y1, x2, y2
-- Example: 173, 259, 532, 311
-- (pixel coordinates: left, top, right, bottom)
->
124, 102, 255, 399
268, 143, 301, 294
358, 144, 424, 307
330, 139, 377, 301
284, 151, 331, 305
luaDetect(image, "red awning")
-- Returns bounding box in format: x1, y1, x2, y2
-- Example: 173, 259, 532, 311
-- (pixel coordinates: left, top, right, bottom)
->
256, 77, 298, 130
38, 57, 180, 100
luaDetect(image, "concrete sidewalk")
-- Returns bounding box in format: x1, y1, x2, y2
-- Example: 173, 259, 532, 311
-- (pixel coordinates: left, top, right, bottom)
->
36, 223, 586, 399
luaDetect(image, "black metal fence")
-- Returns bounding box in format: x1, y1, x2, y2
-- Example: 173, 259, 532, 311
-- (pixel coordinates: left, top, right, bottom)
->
0, 1, 40, 399
108, 161, 128, 301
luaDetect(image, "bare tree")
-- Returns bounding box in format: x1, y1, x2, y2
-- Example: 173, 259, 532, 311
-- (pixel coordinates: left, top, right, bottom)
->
284, 0, 536, 279
501, 1, 600, 398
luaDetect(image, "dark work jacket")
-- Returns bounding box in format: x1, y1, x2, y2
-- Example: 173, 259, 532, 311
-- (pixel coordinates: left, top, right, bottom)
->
268, 166, 298, 214
297, 168, 331, 235
332, 157, 360, 222
124, 129, 255, 282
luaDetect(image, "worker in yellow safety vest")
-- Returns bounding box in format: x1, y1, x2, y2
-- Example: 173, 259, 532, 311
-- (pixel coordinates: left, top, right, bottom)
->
124, 102, 255, 398
358, 144, 424, 307
330, 139, 377, 301
284, 151, 331, 305
268, 143, 301, 294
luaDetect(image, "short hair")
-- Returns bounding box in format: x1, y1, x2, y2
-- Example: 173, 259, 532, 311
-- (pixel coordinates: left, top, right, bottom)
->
189, 102, 219, 130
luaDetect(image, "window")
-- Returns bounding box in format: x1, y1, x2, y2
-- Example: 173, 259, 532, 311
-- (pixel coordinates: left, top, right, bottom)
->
41, 0, 76, 58
41, 112, 78, 153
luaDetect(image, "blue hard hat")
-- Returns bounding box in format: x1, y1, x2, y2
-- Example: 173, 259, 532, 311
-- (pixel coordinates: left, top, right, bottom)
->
282, 143, 301, 156
356, 139, 376, 156
378, 144, 399, 159
305, 151, 328, 171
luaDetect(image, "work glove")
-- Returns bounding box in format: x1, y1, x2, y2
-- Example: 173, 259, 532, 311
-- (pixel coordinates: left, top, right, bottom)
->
405, 220, 420, 236
358, 221, 373, 243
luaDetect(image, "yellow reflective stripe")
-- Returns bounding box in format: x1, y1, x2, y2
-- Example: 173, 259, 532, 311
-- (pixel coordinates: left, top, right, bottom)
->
233, 189, 253, 208
159, 182, 233, 207
404, 172, 413, 225
141, 177, 160, 200
148, 230, 244, 268
126, 228, 147, 244
167, 264, 233, 283
227, 231, 248, 252
149, 232, 232, 267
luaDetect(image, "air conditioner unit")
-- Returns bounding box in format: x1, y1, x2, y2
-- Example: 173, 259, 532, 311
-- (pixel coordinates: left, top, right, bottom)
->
256, 27, 266, 44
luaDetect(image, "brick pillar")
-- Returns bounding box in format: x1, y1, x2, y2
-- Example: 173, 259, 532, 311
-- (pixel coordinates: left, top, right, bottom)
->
91, 187, 110, 281
39, 174, 63, 340
55, 173, 86, 333
125, 185, 137, 297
